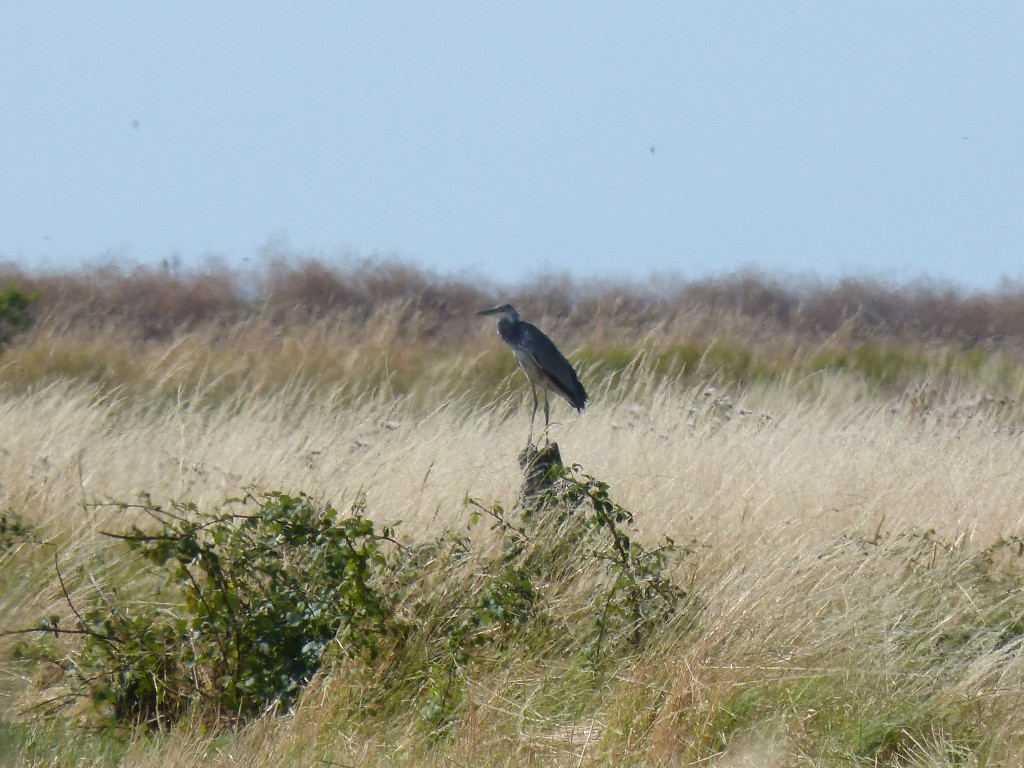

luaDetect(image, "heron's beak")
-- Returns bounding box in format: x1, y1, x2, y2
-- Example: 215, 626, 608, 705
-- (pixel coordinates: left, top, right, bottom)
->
475, 307, 501, 316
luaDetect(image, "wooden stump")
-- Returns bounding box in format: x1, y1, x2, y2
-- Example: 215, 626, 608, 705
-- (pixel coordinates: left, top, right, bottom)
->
518, 441, 564, 511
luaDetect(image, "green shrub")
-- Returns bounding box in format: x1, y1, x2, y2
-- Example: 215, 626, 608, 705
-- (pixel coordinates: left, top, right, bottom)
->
47, 491, 396, 726
18, 466, 689, 735
0, 284, 37, 351
467, 462, 689, 664
0, 511, 32, 552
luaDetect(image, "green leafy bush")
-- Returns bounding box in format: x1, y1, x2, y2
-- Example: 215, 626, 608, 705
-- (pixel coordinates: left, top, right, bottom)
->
0, 511, 33, 552
19, 465, 689, 734
469, 462, 688, 664
51, 492, 396, 726
400, 461, 690, 736
0, 284, 37, 350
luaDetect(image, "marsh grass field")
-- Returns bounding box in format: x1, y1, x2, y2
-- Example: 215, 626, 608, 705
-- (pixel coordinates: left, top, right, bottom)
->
2, 259, 1024, 766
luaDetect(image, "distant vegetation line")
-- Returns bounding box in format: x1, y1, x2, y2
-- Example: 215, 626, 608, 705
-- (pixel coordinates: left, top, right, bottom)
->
4, 256, 1024, 344
3, 256, 1024, 401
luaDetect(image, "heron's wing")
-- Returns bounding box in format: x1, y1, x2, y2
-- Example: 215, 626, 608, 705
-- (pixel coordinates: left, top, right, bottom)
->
514, 323, 589, 411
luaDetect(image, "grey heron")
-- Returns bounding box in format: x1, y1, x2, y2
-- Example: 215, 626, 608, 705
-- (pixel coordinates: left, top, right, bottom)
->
476, 304, 588, 435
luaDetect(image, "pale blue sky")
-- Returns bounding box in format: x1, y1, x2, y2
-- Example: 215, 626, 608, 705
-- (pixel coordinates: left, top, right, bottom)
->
2, 3, 1022, 290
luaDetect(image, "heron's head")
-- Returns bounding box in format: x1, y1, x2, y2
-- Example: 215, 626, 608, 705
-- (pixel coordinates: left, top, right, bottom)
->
476, 304, 520, 323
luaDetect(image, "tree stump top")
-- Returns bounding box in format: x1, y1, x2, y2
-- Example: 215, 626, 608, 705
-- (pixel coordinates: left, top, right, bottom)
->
518, 441, 564, 511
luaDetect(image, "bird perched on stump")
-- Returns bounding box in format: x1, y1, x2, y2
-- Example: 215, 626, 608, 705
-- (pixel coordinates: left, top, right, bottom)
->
476, 304, 588, 437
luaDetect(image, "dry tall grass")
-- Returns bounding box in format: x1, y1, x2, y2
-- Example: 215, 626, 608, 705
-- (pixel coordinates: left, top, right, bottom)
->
2, 361, 1024, 765
3, 260, 1024, 764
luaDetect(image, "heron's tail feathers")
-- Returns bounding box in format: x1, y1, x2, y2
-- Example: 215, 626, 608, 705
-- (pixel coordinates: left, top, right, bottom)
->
554, 370, 588, 412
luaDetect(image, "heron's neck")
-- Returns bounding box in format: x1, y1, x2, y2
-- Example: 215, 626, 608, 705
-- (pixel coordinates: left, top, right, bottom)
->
496, 317, 520, 345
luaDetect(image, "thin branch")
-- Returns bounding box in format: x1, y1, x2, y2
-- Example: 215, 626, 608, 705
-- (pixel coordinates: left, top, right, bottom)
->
53, 552, 120, 644
55, 552, 86, 629
0, 626, 114, 640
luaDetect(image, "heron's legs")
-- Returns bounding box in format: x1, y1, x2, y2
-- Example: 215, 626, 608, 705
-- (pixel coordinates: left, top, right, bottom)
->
542, 390, 551, 437
528, 382, 539, 443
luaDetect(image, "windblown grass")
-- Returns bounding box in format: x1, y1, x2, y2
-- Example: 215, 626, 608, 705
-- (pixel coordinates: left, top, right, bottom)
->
2, 260, 1024, 765
2, 366, 1024, 765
